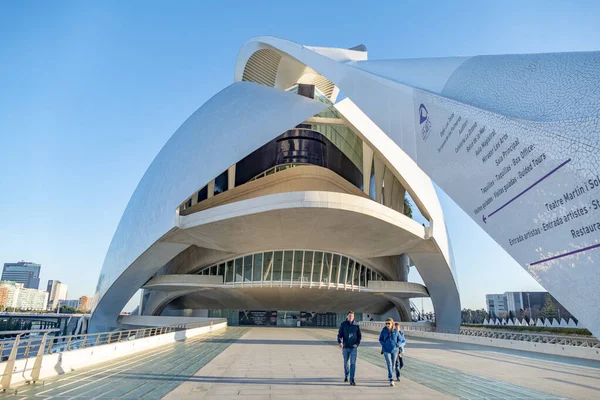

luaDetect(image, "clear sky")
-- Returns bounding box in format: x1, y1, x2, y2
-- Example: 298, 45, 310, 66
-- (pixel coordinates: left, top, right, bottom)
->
1, 1, 599, 311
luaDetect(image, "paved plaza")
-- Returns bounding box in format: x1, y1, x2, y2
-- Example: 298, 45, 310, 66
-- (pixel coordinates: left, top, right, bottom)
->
3, 327, 600, 399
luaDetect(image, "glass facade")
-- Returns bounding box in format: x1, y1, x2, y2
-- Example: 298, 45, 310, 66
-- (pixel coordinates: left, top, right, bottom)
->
195, 250, 384, 289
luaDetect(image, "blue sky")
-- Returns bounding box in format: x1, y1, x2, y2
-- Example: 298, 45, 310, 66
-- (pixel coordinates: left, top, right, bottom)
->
1, 1, 599, 311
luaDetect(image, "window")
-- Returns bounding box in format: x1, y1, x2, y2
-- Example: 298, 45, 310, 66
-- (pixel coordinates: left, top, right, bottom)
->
273, 251, 283, 283
331, 255, 340, 287
235, 258, 243, 283
225, 260, 234, 283
303, 251, 313, 283
263, 252, 274, 282
322, 253, 332, 284
186, 198, 192, 208
282, 251, 293, 282
214, 170, 229, 195
210, 266, 216, 276
312, 252, 323, 283
253, 253, 262, 282
244, 255, 253, 282
293, 251, 303, 282
339, 257, 349, 285
197, 185, 208, 202
353, 264, 360, 287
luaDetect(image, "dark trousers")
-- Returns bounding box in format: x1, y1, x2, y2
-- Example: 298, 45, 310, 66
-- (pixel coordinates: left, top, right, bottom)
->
395, 354, 404, 378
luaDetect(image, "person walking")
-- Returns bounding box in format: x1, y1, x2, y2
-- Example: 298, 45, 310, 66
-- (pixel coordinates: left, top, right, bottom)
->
394, 322, 406, 381
379, 317, 402, 386
337, 310, 361, 386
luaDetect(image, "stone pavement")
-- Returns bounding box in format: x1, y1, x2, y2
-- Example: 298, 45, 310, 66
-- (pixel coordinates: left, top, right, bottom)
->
164, 327, 449, 400
2, 326, 600, 399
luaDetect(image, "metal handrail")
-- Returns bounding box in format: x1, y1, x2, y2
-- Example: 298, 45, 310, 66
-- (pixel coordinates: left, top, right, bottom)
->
359, 321, 600, 348
0, 319, 226, 391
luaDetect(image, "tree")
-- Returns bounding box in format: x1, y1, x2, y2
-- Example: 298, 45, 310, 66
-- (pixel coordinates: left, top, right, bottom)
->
540, 293, 557, 320
403, 196, 413, 218
59, 305, 78, 314
508, 310, 515, 320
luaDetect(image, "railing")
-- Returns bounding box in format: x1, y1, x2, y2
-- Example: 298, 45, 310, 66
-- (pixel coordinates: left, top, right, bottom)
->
359, 321, 600, 348
0, 319, 226, 391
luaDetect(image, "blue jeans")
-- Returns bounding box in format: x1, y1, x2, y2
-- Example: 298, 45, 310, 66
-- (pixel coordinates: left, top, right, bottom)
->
383, 350, 398, 381
342, 347, 357, 380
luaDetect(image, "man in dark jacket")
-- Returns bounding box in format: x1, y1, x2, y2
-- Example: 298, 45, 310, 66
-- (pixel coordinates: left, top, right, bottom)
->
337, 310, 362, 386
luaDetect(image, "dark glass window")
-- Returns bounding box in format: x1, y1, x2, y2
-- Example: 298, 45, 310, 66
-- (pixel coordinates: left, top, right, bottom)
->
253, 253, 263, 282
273, 251, 284, 282
235, 258, 243, 282
226, 260, 234, 282
331, 255, 340, 285
186, 198, 192, 208
312, 252, 323, 283
263, 252, 274, 281
197, 185, 208, 202
244, 255, 253, 282
214, 170, 228, 195
339, 257, 349, 285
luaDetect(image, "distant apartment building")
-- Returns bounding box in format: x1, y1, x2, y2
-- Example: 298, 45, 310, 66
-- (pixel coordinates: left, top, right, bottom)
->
0, 281, 48, 310
78, 296, 91, 312
47, 280, 68, 310
485, 294, 507, 316
486, 291, 574, 320
2, 261, 41, 289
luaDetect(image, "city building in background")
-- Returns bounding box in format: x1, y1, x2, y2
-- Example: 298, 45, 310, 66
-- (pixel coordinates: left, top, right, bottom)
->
61, 299, 79, 309
2, 261, 41, 289
485, 294, 507, 317
47, 280, 68, 310
0, 281, 48, 311
486, 291, 575, 321
78, 296, 91, 312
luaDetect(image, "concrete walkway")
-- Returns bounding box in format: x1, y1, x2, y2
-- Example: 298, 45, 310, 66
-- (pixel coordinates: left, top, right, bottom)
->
2, 326, 599, 399
164, 327, 448, 400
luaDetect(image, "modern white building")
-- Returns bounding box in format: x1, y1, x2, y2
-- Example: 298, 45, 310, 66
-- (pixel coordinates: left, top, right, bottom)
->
486, 294, 508, 316
47, 280, 68, 310
0, 281, 48, 311
90, 37, 600, 338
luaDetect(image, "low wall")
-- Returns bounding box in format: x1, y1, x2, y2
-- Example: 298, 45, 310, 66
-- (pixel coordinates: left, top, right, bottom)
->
118, 315, 216, 327
2, 321, 227, 388
360, 323, 600, 361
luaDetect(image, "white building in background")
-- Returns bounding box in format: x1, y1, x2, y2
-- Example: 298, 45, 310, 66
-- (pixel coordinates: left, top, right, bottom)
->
47, 280, 68, 310
0, 281, 48, 311
486, 294, 507, 316
505, 292, 525, 314
17, 287, 49, 311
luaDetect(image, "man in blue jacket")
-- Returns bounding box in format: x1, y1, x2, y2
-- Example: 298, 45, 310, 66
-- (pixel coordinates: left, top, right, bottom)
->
337, 310, 362, 386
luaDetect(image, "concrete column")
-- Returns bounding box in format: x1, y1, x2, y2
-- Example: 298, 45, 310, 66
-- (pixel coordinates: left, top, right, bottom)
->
228, 165, 236, 190
362, 143, 374, 195
373, 156, 385, 203
392, 254, 412, 322
207, 180, 215, 198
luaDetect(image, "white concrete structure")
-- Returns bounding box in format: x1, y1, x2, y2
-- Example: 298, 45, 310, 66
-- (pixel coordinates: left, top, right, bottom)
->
91, 37, 600, 338
46, 280, 68, 310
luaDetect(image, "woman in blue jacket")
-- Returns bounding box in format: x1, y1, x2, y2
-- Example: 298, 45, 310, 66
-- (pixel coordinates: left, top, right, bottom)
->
379, 317, 403, 386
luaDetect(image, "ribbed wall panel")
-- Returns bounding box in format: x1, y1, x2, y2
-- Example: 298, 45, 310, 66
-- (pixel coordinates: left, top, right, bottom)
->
242, 49, 281, 87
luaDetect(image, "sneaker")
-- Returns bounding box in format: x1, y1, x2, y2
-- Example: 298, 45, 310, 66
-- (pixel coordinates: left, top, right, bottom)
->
390, 380, 395, 387
396, 376, 401, 381
350, 380, 356, 386
344, 376, 348, 382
